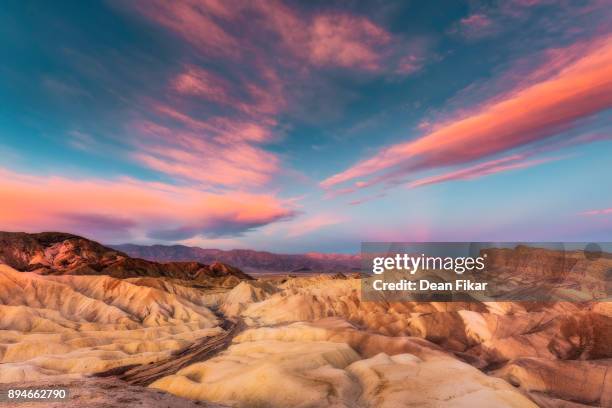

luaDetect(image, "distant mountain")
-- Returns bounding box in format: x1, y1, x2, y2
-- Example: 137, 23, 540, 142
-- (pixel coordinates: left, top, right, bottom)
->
111, 244, 361, 273
0, 231, 252, 283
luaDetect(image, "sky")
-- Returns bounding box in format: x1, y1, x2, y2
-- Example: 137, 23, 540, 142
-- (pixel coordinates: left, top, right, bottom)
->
0, 0, 611, 253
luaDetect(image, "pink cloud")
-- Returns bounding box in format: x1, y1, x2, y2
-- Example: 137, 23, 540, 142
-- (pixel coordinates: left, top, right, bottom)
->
126, 1, 402, 74
581, 208, 612, 216
171, 65, 233, 105
111, 1, 430, 199
452, 13, 497, 39
242, 2, 396, 71
132, 117, 279, 188
0, 168, 294, 241
152, 104, 213, 131
321, 35, 612, 190
240, 64, 287, 117
129, 0, 240, 58
153, 104, 275, 143
170, 64, 286, 120
395, 55, 425, 75
461, 13, 493, 29
407, 155, 561, 189
307, 14, 391, 71
510, 0, 550, 6
348, 192, 386, 206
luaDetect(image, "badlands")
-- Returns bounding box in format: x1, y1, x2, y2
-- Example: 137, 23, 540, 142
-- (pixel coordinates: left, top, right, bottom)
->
0, 232, 610, 407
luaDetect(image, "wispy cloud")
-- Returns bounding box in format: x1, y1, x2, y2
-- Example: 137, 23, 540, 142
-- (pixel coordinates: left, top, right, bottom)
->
128, 0, 240, 58
453, 14, 497, 40
407, 155, 561, 189
307, 14, 391, 71
131, 116, 279, 188
321, 35, 612, 191
112, 0, 437, 195
171, 65, 234, 105
170, 65, 286, 120
449, 0, 593, 41
580, 208, 612, 216
123, 0, 424, 75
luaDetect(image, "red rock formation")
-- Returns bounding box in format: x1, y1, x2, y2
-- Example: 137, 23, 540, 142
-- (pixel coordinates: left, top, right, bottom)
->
0, 231, 252, 283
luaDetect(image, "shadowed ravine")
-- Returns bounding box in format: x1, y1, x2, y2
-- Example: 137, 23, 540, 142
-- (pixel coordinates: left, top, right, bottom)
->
96, 315, 244, 387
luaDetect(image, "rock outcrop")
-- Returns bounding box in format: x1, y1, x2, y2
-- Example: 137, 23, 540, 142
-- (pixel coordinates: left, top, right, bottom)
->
0, 231, 252, 284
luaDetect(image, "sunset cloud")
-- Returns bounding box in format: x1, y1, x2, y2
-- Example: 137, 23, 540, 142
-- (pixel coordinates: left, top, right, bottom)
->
132, 117, 279, 188
170, 65, 286, 120
454, 14, 497, 39
580, 208, 612, 216
171, 65, 233, 105
407, 155, 560, 189
322, 35, 612, 190
0, 168, 294, 241
126, 0, 400, 74
152, 104, 275, 143
118, 0, 422, 197
129, 0, 240, 58
307, 14, 391, 71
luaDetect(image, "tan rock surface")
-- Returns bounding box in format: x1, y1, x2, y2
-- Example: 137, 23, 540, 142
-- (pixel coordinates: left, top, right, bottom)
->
151, 323, 537, 407
0, 265, 222, 382
494, 358, 612, 407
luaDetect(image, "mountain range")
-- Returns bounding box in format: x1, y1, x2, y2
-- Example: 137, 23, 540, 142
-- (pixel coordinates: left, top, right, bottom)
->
112, 244, 361, 273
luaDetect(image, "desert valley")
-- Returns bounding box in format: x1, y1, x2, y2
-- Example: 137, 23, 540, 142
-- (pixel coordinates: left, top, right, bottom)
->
0, 231, 610, 408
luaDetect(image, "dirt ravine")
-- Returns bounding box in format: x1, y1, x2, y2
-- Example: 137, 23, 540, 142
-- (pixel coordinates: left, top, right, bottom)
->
96, 317, 244, 387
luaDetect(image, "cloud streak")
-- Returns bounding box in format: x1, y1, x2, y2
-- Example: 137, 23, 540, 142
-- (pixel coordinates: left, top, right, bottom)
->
130, 104, 280, 188
454, 14, 497, 39
322, 35, 612, 190
407, 155, 561, 188
581, 208, 612, 216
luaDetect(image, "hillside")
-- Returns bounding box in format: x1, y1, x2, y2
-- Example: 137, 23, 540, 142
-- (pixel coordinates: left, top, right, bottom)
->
0, 232, 252, 284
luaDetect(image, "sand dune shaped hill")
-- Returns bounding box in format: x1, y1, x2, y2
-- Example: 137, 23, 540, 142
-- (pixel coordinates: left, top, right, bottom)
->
0, 265, 222, 382
150, 325, 537, 408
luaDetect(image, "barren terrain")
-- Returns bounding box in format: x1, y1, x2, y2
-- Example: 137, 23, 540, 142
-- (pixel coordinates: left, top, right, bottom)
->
0, 233, 610, 407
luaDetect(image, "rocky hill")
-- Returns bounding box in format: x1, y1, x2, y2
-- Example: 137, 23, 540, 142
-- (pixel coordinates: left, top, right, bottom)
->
112, 244, 361, 273
0, 232, 252, 283
482, 244, 612, 280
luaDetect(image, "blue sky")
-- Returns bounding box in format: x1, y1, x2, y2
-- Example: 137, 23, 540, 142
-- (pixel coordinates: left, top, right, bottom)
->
1, 0, 611, 253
